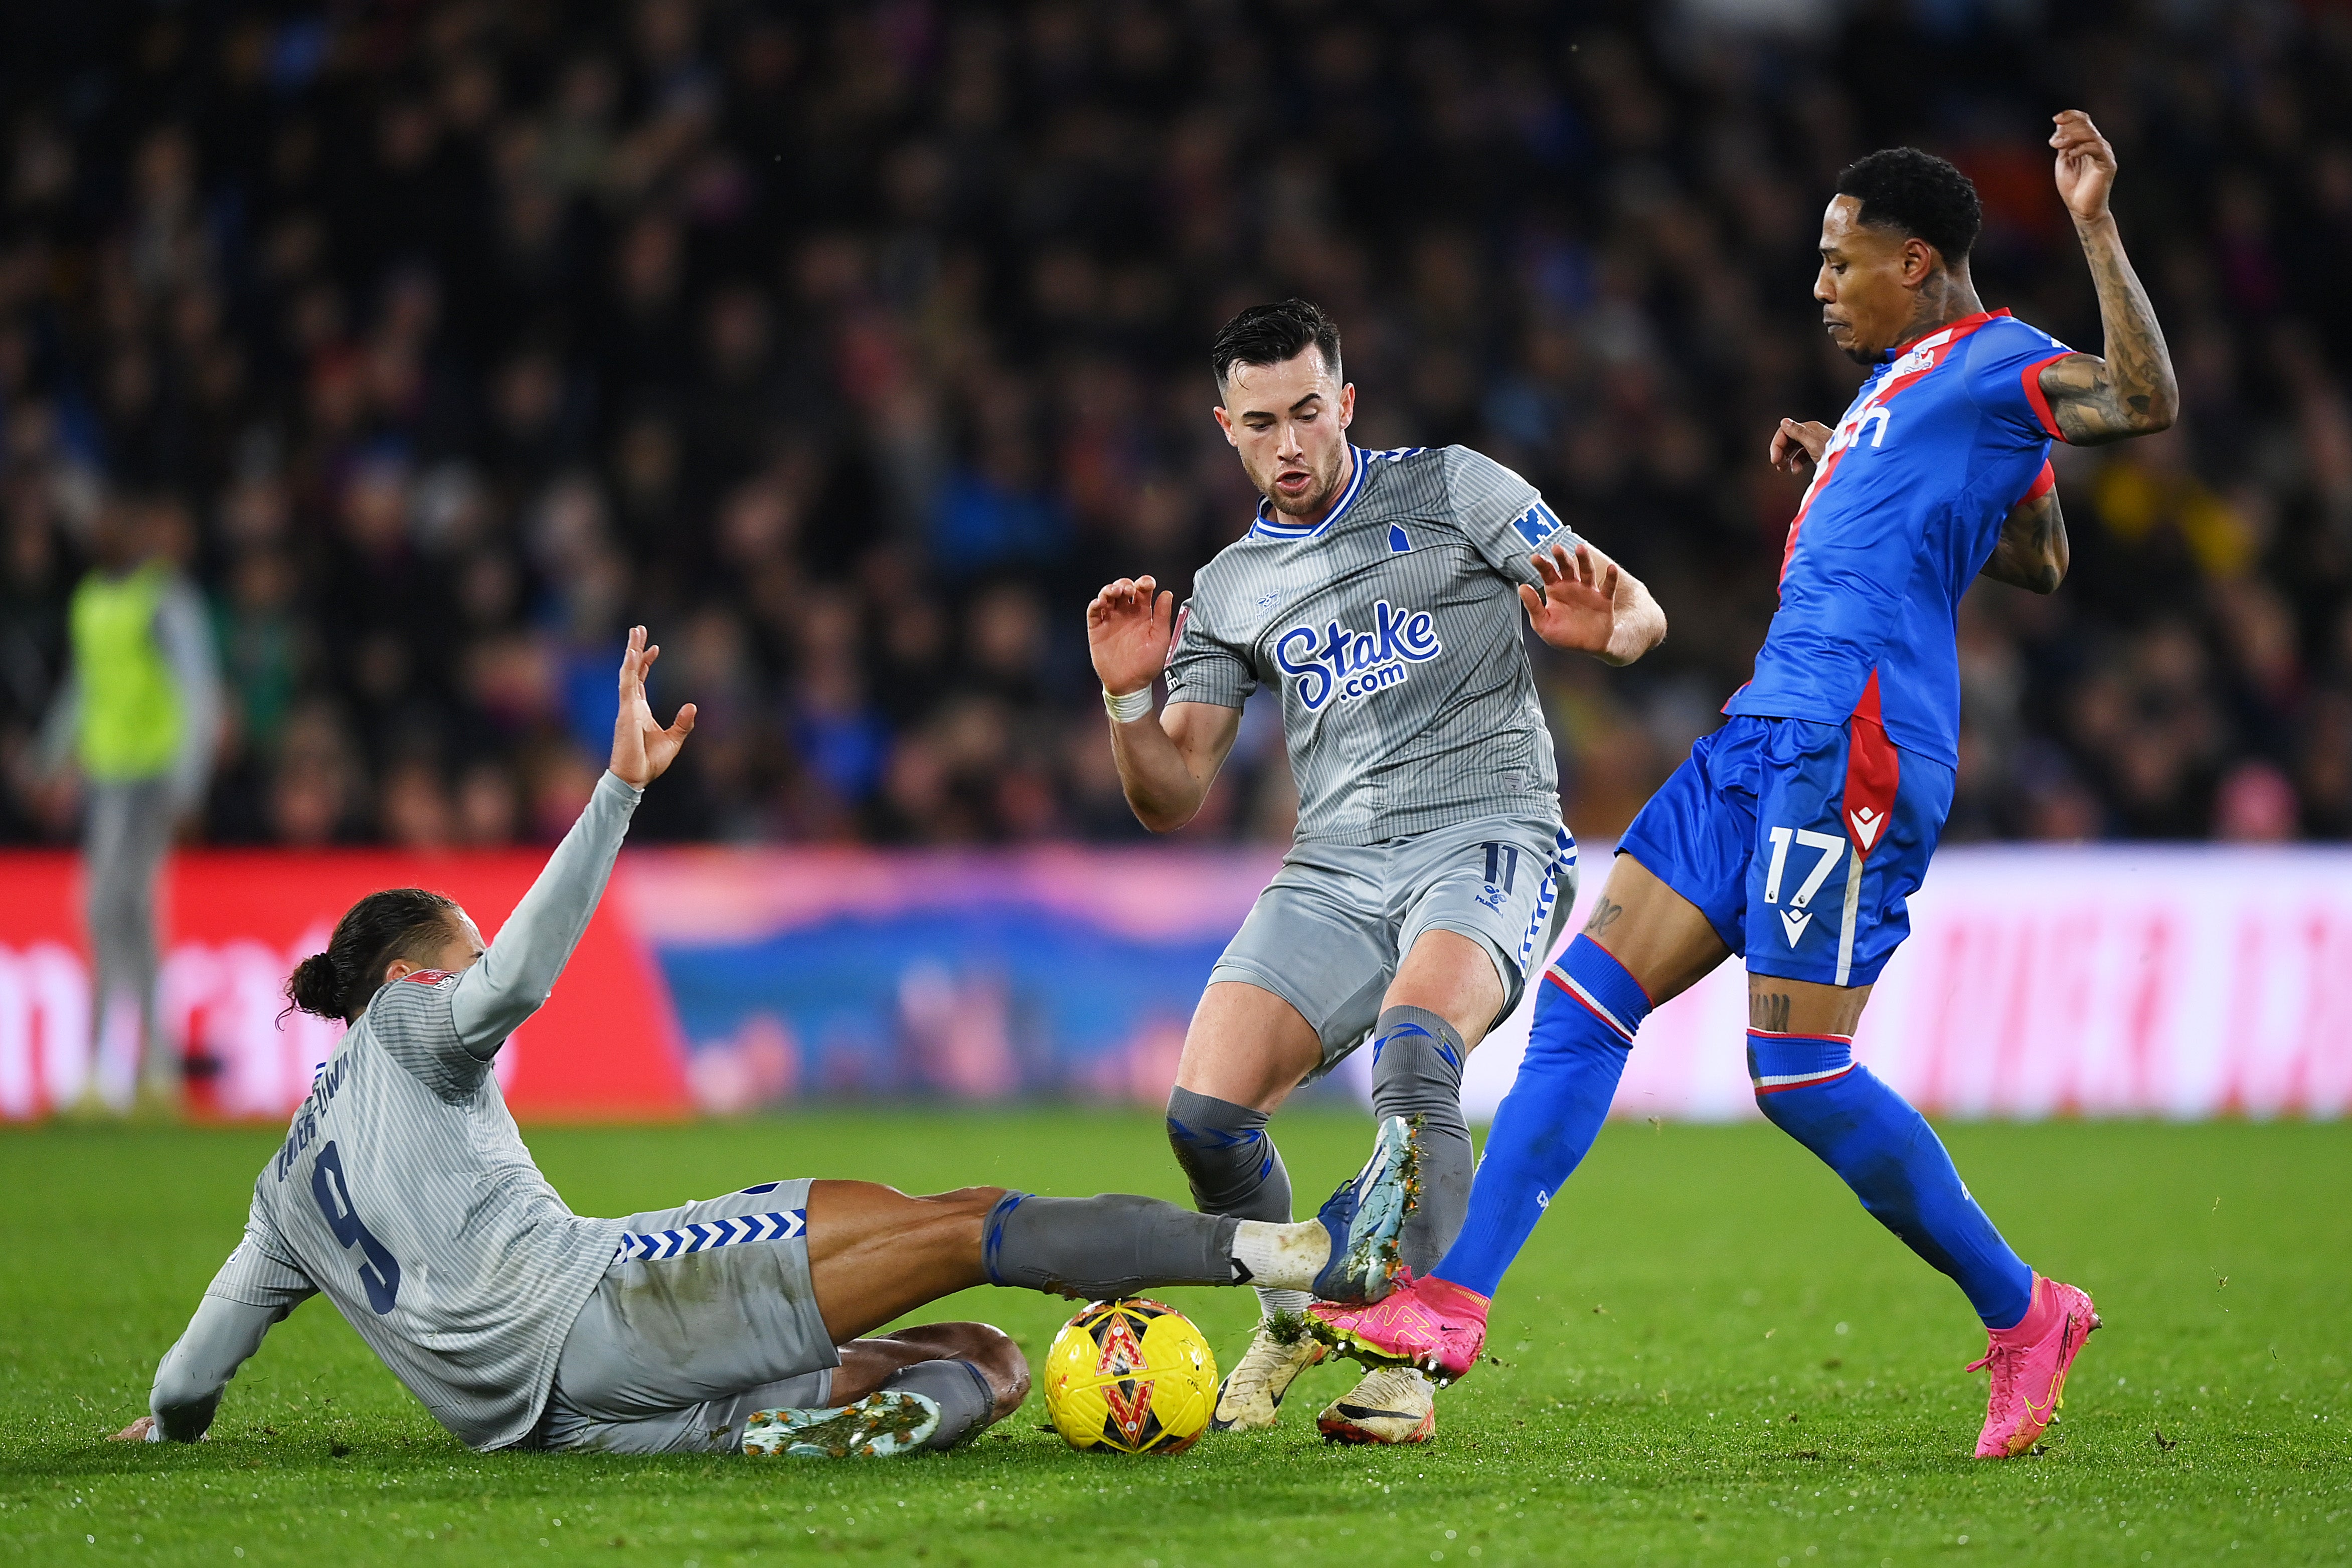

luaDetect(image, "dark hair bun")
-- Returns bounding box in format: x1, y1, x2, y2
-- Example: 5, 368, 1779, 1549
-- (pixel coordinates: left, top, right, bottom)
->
286, 952, 345, 1019
281, 888, 460, 1026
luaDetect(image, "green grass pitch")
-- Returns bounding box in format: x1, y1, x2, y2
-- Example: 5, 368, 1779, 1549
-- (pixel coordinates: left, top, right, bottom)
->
4, 1113, 2346, 1566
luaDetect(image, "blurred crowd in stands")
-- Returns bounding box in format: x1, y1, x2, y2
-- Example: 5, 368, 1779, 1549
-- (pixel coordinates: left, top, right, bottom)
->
2, 0, 2348, 850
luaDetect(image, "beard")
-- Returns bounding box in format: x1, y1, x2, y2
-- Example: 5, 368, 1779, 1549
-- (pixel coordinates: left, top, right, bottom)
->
1253, 445, 1346, 517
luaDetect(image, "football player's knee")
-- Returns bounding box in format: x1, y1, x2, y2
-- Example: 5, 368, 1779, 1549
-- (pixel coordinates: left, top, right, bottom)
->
882, 1320, 1029, 1408
1164, 1086, 1286, 1217
1744, 1032, 1856, 1135
917, 1185, 1010, 1215
927, 1322, 1030, 1413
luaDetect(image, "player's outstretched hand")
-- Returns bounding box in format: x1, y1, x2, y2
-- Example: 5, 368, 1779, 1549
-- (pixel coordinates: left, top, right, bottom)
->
1521, 542, 1622, 657
610, 625, 697, 789
2050, 109, 2116, 223
1087, 575, 1174, 698
110, 1416, 153, 1441
1770, 419, 1832, 475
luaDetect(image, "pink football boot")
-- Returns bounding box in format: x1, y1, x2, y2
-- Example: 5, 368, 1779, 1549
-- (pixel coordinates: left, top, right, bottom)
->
1966, 1274, 2101, 1458
1308, 1270, 1492, 1382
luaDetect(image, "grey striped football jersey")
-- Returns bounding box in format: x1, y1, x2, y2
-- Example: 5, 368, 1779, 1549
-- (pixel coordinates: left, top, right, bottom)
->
197, 775, 640, 1451
1165, 444, 1577, 843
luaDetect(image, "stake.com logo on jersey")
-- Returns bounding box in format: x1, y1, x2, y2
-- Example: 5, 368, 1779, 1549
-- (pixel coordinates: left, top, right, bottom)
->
1274, 600, 1443, 711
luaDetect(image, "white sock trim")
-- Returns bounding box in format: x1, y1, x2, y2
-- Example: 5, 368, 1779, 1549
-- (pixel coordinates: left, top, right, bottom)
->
1254, 1286, 1314, 1321
1231, 1220, 1328, 1297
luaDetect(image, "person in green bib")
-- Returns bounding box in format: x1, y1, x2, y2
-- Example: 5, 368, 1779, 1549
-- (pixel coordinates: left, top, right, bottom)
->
38, 495, 221, 1114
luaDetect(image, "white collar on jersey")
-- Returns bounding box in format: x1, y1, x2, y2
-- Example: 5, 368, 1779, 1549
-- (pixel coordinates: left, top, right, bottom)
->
1248, 444, 1370, 541
1873, 307, 2009, 367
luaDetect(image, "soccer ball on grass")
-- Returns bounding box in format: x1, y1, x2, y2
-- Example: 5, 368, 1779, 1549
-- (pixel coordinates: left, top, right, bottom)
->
1041, 1297, 1219, 1454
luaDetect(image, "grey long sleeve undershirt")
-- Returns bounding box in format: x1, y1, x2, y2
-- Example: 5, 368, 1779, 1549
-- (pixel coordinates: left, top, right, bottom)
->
144, 772, 642, 1440
448, 770, 641, 1060
147, 1295, 292, 1441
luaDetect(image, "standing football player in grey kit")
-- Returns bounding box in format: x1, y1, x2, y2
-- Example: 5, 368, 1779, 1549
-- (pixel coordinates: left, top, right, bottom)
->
1086, 299, 1668, 1442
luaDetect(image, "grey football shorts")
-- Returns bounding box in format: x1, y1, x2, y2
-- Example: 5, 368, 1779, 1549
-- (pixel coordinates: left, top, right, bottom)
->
1210, 812, 1579, 1076
533, 1177, 836, 1454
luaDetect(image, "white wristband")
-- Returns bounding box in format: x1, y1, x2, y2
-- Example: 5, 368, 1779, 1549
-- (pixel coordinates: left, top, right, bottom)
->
1102, 685, 1155, 724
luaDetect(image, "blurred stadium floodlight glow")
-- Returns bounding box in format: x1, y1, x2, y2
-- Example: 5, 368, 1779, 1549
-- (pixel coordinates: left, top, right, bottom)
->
1669, 0, 1847, 35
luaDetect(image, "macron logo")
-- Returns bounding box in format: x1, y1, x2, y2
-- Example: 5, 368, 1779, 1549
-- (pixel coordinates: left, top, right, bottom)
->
1849, 805, 1885, 850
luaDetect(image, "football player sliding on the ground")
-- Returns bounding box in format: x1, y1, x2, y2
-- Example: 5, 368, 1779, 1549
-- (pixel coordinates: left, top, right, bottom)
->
1315, 112, 2176, 1461
110, 630, 1420, 1459
1087, 300, 1666, 1443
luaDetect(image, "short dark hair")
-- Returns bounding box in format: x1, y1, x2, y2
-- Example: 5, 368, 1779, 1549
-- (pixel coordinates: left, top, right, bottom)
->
285, 888, 461, 1023
1210, 299, 1342, 395
1835, 147, 1982, 265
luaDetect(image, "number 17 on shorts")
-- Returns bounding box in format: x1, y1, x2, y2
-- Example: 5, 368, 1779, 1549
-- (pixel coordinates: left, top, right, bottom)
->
1742, 720, 1953, 991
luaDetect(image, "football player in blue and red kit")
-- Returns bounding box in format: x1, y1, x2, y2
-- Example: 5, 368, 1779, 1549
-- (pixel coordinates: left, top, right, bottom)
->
1314, 111, 2176, 1459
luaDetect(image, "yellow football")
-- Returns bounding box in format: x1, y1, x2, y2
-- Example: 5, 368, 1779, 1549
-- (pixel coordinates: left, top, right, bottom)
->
1041, 1297, 1220, 1454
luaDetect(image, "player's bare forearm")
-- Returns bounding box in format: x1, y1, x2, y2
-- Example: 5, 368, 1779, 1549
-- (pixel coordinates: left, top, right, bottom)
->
2038, 112, 2177, 445
2039, 217, 2175, 444
1602, 571, 1668, 666
1522, 541, 1659, 665
1107, 709, 1202, 831
1979, 488, 2069, 594
1112, 701, 1239, 832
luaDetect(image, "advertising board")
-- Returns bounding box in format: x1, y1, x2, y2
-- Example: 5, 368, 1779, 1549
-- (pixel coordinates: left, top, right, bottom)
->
2, 843, 2345, 1123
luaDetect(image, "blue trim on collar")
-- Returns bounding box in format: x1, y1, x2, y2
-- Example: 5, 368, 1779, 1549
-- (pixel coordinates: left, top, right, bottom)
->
1249, 446, 1370, 541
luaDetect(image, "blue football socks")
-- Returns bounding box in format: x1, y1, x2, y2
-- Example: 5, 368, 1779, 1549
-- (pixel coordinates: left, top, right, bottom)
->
1747, 1029, 2034, 1330
1426, 929, 2035, 1330
1434, 936, 1646, 1297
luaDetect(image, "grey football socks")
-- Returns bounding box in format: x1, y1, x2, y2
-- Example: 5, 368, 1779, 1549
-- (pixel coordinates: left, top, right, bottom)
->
879, 1358, 997, 1449
1370, 1005, 1473, 1275
982, 1191, 1242, 1299
1165, 1086, 1310, 1321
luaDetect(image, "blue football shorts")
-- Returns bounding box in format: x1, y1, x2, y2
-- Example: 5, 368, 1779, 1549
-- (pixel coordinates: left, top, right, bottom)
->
1615, 714, 1955, 989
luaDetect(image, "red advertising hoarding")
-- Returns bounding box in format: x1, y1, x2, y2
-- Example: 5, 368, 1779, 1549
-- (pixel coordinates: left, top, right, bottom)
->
0, 851, 687, 1121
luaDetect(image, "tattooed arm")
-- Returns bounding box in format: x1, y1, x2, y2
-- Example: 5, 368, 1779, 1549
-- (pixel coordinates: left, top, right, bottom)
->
2035, 110, 2178, 446
1979, 486, 2069, 594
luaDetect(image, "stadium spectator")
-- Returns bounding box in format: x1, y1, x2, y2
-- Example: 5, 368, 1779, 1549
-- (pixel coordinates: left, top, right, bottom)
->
34, 491, 221, 1111
0, 1, 2347, 848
